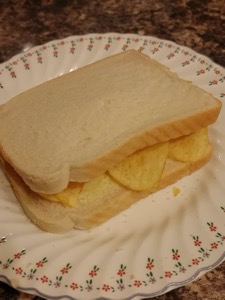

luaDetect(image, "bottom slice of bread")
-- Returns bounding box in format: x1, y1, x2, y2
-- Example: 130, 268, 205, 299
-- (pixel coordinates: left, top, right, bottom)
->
3, 145, 212, 233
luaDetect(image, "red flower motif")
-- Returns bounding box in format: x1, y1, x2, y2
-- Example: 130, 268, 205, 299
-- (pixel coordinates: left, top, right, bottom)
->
40, 275, 48, 283
194, 239, 202, 247
122, 44, 129, 50
203, 252, 210, 258
61, 267, 69, 274
24, 63, 30, 70
102, 284, 110, 291
36, 261, 44, 268
42, 46, 47, 50
104, 44, 111, 50
10, 71, 16, 78
89, 269, 97, 277
15, 267, 23, 274
169, 53, 175, 57
165, 271, 173, 278
117, 268, 126, 277
179, 266, 186, 273
27, 273, 34, 280
172, 253, 180, 260
192, 258, 200, 265
200, 59, 205, 64
14, 253, 22, 259
139, 46, 145, 52
134, 280, 142, 287
54, 281, 61, 288
53, 50, 58, 57
37, 56, 42, 63
211, 80, 218, 85
172, 249, 180, 260
208, 223, 217, 231
211, 242, 218, 249
70, 282, 78, 290
149, 277, 156, 284
146, 262, 154, 270
2, 263, 9, 269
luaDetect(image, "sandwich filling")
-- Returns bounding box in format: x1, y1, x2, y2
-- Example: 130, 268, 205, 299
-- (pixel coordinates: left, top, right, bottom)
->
40, 128, 210, 207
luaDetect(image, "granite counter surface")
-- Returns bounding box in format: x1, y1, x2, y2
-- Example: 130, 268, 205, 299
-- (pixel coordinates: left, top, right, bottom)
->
0, 0, 225, 299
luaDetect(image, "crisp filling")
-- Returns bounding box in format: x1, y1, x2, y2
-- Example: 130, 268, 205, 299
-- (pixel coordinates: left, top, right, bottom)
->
40, 128, 209, 207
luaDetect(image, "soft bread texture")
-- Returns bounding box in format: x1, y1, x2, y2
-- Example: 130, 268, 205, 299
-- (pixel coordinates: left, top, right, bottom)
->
2, 145, 212, 233
0, 50, 221, 194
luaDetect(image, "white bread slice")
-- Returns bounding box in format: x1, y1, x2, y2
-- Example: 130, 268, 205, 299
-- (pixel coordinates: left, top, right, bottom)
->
0, 50, 221, 194
2, 144, 212, 233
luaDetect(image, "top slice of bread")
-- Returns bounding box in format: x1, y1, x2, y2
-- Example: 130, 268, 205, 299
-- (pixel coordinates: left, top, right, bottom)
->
0, 50, 222, 194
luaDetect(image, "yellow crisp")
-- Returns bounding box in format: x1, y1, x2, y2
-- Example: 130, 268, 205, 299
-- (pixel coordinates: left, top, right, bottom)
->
40, 182, 83, 207
108, 142, 169, 191
168, 128, 209, 163
172, 186, 181, 197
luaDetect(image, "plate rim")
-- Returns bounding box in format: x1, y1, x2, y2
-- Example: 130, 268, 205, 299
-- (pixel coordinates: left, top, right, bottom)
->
0, 32, 225, 300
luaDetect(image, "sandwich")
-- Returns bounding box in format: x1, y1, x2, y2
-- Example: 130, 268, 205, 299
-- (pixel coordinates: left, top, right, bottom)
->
0, 50, 222, 233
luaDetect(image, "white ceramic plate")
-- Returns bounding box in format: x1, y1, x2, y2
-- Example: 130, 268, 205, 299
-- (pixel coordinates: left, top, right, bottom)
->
0, 33, 224, 300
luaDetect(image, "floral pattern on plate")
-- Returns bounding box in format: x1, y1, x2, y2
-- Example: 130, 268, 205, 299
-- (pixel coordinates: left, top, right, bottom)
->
0, 33, 225, 300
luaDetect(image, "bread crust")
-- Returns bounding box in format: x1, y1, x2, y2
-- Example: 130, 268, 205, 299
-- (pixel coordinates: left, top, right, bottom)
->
2, 145, 212, 233
0, 51, 221, 194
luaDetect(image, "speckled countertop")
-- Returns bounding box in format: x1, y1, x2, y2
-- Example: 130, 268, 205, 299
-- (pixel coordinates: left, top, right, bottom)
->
0, 0, 224, 299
